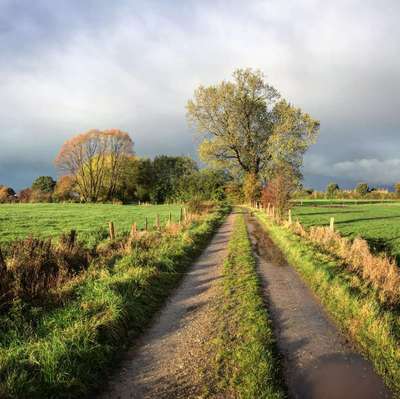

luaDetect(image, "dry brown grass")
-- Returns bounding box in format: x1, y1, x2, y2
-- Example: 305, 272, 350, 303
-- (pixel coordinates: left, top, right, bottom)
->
0, 233, 91, 310
283, 216, 400, 306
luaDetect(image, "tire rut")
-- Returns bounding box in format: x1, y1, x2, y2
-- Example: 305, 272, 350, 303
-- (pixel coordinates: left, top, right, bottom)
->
97, 212, 236, 399
245, 212, 392, 399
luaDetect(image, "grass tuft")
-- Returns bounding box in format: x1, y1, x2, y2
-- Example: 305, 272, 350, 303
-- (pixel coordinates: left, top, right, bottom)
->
209, 213, 285, 399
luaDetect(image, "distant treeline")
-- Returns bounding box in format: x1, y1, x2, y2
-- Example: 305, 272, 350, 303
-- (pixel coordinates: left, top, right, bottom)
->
0, 155, 232, 204
294, 182, 400, 200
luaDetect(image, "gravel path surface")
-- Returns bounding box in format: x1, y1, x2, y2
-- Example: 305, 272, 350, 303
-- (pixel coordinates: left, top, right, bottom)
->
98, 213, 235, 399
246, 213, 392, 399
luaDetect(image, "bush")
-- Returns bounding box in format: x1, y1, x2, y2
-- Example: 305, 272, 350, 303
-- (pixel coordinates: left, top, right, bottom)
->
395, 183, 400, 197
262, 173, 296, 217
5, 238, 61, 304
355, 183, 369, 197
53, 175, 78, 202
0, 232, 90, 309
326, 182, 339, 198
18, 188, 33, 203
186, 197, 203, 214
29, 189, 53, 203
0, 186, 16, 203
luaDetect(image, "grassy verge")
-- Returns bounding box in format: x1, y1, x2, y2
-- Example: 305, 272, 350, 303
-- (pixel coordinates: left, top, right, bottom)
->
0, 206, 229, 399
210, 213, 285, 399
253, 210, 400, 397
291, 202, 400, 262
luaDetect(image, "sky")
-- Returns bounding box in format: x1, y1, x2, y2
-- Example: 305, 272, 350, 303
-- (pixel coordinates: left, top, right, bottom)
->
0, 0, 399, 190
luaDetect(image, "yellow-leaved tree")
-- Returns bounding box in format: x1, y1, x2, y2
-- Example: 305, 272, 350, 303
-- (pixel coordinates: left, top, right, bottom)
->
186, 68, 319, 182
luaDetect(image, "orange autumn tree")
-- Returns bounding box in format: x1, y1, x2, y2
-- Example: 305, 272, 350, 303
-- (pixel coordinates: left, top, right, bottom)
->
53, 175, 77, 201
54, 129, 134, 202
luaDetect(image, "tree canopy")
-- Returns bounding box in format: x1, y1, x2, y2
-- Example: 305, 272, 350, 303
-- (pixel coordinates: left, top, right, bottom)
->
187, 68, 320, 180
54, 129, 134, 202
32, 176, 56, 193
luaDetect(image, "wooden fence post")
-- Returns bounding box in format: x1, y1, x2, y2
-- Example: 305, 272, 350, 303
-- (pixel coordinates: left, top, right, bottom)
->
156, 214, 160, 230
145, 217, 148, 231
108, 221, 115, 240
0, 247, 5, 272
330, 217, 335, 231
65, 229, 76, 248
288, 209, 292, 225
179, 208, 183, 224
130, 223, 137, 237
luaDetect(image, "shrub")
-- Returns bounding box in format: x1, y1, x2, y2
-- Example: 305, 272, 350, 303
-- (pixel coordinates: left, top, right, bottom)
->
262, 173, 296, 217
355, 182, 369, 197
326, 182, 339, 198
29, 189, 53, 203
57, 231, 91, 274
0, 232, 90, 309
18, 188, 33, 203
395, 183, 400, 197
6, 238, 61, 303
53, 175, 78, 202
0, 186, 16, 203
186, 197, 203, 214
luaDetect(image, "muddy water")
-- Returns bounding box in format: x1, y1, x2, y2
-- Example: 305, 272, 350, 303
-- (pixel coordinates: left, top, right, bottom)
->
246, 213, 392, 399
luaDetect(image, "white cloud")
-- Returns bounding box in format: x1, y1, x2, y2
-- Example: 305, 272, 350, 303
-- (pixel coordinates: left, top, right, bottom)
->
0, 0, 399, 189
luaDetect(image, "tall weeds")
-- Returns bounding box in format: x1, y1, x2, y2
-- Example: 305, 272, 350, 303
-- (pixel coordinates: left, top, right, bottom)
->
0, 233, 90, 310
288, 220, 400, 306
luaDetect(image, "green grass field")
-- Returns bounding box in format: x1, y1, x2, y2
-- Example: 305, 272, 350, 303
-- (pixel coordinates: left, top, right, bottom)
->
0, 203, 182, 245
292, 202, 400, 261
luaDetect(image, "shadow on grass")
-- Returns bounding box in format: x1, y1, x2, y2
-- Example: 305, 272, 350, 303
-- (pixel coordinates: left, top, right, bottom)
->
295, 210, 364, 217
334, 215, 400, 225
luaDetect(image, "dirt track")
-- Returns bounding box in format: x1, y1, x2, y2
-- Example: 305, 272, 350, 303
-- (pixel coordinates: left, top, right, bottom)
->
246, 213, 392, 399
98, 213, 235, 399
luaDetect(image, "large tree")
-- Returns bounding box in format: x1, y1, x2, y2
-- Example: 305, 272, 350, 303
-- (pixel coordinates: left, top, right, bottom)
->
54, 129, 134, 202
187, 68, 320, 180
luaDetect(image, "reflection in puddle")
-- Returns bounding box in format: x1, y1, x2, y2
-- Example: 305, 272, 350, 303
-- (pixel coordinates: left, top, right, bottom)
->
296, 353, 392, 399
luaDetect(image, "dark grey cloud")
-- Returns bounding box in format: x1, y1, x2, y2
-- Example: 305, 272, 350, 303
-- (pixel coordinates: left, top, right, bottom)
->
0, 0, 399, 190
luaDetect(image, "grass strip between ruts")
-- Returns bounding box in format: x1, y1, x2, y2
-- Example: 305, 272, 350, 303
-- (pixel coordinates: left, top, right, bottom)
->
210, 212, 285, 399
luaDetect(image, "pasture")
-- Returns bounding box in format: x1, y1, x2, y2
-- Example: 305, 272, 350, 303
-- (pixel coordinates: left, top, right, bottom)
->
0, 203, 182, 245
292, 201, 400, 261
